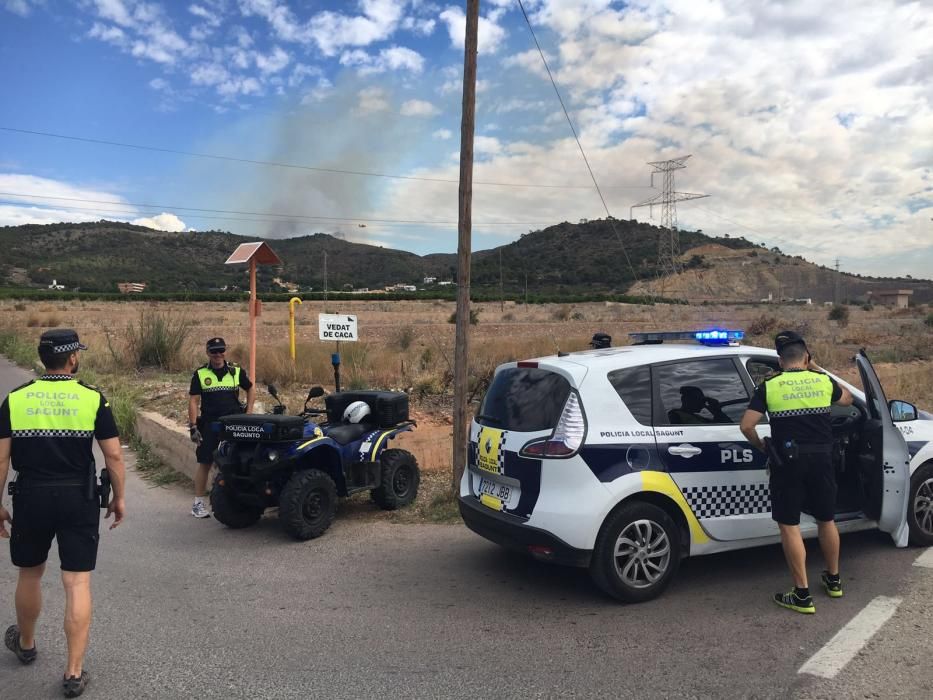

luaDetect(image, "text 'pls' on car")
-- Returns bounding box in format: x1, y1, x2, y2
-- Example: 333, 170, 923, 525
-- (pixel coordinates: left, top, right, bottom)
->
459, 329, 933, 603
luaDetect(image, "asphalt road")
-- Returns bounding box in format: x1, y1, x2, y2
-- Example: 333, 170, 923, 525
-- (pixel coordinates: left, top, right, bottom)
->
1, 356, 931, 699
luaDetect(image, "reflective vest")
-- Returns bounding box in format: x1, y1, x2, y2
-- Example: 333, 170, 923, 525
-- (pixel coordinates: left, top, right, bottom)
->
8, 378, 100, 437
764, 370, 834, 417
195, 363, 243, 418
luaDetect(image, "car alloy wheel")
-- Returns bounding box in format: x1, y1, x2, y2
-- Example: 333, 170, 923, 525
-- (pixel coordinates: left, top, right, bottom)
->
613, 518, 672, 589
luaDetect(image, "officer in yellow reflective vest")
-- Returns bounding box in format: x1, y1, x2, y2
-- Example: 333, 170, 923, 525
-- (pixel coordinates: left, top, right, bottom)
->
741, 330, 853, 615
0, 328, 126, 698
187, 337, 254, 518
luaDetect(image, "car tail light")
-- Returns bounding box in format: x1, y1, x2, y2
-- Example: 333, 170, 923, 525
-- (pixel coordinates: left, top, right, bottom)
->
520, 391, 586, 458
516, 361, 538, 368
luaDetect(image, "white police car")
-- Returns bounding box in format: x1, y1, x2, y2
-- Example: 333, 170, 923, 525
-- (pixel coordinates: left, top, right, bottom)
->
459, 329, 933, 603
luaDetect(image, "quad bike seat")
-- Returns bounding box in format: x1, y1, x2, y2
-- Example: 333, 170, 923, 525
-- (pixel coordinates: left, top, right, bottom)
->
325, 422, 376, 445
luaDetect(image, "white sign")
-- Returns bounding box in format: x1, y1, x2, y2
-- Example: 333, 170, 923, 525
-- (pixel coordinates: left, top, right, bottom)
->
319, 314, 358, 342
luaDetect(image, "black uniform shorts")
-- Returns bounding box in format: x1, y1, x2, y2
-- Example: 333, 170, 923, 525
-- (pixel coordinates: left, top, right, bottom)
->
10, 484, 101, 572
769, 451, 836, 526
195, 417, 222, 465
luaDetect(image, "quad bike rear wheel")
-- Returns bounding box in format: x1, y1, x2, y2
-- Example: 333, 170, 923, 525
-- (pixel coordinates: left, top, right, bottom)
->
371, 449, 420, 510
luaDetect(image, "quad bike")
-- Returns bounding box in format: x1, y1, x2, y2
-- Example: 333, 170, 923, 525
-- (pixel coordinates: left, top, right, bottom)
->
210, 386, 420, 540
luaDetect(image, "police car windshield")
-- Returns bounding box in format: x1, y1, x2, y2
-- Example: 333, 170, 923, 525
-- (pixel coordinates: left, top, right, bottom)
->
478, 367, 571, 432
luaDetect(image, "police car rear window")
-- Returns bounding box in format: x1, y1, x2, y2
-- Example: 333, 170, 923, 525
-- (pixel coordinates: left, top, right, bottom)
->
608, 366, 652, 425
477, 368, 571, 432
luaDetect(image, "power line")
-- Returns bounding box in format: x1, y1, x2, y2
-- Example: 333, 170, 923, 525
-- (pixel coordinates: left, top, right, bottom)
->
0, 191, 556, 227
0, 126, 653, 192
516, 0, 642, 288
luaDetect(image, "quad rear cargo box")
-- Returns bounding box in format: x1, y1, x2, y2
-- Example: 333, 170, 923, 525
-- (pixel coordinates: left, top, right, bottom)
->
218, 414, 305, 442
324, 391, 409, 428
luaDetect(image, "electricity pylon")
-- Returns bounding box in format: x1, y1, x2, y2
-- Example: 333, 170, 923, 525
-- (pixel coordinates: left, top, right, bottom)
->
630, 155, 708, 275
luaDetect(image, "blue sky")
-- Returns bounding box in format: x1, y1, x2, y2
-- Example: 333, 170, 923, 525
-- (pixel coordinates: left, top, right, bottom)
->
1, 0, 931, 278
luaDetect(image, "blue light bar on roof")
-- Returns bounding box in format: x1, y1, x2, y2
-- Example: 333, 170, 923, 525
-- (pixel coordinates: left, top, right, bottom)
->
629, 329, 744, 346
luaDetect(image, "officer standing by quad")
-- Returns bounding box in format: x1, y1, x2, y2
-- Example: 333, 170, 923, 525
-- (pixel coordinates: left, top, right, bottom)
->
187, 337, 253, 518
740, 330, 853, 614
0, 329, 126, 698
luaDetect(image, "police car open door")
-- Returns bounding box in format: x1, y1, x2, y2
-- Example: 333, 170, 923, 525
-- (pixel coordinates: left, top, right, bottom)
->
855, 350, 911, 547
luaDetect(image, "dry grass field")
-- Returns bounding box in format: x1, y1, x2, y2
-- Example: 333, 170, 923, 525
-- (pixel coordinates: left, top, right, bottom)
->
2, 298, 932, 522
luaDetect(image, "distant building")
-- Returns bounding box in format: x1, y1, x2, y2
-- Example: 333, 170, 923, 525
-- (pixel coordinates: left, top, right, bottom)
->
47, 279, 65, 290
437, 280, 454, 287
423, 276, 437, 284
117, 282, 146, 294
869, 289, 913, 309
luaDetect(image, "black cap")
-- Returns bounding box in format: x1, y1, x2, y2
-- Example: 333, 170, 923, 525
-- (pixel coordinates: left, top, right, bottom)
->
38, 328, 87, 354
589, 332, 612, 349
774, 330, 807, 352
206, 337, 227, 352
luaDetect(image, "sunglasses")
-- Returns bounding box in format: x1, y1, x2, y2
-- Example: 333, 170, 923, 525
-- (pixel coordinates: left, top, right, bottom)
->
209, 348, 226, 354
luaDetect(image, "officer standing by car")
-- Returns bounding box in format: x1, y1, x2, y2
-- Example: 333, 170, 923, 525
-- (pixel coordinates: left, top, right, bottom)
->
740, 330, 853, 614
187, 337, 254, 518
0, 329, 126, 698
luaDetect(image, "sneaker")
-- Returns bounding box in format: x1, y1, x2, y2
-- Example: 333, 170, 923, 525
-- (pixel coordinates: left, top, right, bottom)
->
821, 571, 843, 598
4, 624, 37, 664
773, 590, 815, 614
63, 670, 90, 698
191, 500, 210, 519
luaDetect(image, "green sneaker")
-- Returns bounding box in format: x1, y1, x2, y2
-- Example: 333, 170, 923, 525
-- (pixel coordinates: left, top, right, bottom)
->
773, 590, 815, 614
821, 571, 843, 598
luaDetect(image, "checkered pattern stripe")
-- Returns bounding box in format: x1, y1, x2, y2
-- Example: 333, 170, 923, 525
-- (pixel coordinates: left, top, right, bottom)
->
49, 342, 82, 353
12, 429, 94, 438
40, 375, 75, 381
682, 483, 771, 519
769, 407, 830, 417
202, 385, 237, 393
497, 433, 507, 474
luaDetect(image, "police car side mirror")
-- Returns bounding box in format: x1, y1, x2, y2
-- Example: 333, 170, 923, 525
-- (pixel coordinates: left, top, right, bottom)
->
267, 384, 279, 399
889, 400, 917, 423
307, 386, 325, 400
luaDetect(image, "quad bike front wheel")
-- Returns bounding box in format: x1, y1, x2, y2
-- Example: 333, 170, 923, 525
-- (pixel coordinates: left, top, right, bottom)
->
210, 480, 263, 529
371, 449, 420, 510
279, 469, 337, 541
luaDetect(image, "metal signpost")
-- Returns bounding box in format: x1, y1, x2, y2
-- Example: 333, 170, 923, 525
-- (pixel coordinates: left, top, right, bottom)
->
319, 313, 358, 392
224, 242, 282, 382
288, 296, 302, 363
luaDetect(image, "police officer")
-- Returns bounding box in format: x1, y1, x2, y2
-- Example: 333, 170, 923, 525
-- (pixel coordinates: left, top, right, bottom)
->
589, 332, 611, 349
0, 329, 126, 697
740, 330, 853, 614
187, 337, 254, 518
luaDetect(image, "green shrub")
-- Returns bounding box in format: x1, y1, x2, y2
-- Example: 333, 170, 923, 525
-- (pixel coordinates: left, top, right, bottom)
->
0, 328, 38, 368
828, 305, 850, 326
447, 309, 479, 325
925, 313, 933, 327
571, 311, 584, 320
394, 326, 416, 351
127, 308, 194, 369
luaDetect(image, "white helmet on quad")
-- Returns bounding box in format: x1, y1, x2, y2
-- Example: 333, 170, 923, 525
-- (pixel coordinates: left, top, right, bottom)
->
342, 400, 371, 424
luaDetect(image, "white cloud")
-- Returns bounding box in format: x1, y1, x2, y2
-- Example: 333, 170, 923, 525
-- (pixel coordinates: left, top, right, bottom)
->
402, 16, 436, 36
0, 173, 140, 228
439, 5, 508, 54
93, 0, 133, 27
240, 0, 407, 55
433, 128, 453, 140
2, 0, 32, 17
400, 99, 440, 117
356, 86, 391, 113
189, 3, 222, 27
255, 45, 290, 74
339, 45, 425, 75
131, 212, 188, 231
88, 22, 127, 46
191, 63, 229, 86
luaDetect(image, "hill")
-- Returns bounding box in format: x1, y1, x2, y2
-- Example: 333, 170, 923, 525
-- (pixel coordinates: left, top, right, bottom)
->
0, 219, 927, 304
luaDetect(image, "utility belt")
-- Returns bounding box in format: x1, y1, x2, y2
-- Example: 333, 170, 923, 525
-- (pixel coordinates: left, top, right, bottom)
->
764, 438, 831, 469
8, 468, 111, 509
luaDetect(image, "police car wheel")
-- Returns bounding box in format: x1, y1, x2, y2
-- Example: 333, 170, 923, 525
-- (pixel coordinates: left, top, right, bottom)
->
590, 501, 681, 603
908, 462, 933, 547
279, 469, 337, 541
372, 449, 420, 511
209, 482, 263, 529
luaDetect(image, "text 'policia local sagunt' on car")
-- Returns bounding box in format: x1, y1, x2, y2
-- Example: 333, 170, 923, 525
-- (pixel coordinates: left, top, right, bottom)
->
459, 329, 933, 603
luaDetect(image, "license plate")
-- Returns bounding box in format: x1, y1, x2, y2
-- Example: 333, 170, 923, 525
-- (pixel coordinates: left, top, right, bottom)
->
476, 476, 519, 512
479, 477, 511, 501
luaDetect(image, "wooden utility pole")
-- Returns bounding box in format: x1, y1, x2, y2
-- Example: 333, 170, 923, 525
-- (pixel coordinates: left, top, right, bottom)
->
452, 0, 479, 492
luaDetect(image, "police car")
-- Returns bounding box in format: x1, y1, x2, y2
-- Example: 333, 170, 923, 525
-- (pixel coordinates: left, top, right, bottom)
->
459, 329, 933, 603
